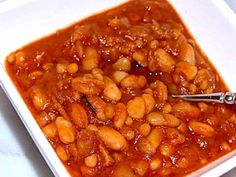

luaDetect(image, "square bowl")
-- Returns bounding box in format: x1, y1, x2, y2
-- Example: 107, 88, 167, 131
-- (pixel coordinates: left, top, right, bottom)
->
0, 0, 236, 176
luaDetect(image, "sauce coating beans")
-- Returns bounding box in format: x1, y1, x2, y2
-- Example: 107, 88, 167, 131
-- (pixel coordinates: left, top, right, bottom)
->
97, 126, 127, 151
5, 0, 236, 176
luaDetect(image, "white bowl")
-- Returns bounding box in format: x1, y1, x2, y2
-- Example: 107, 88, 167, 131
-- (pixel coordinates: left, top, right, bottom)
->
0, 0, 236, 176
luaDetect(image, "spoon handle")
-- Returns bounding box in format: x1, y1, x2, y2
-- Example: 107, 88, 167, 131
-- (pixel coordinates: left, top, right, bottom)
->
172, 92, 236, 104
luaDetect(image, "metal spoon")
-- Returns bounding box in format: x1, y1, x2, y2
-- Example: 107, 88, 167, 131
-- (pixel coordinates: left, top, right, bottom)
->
172, 92, 236, 104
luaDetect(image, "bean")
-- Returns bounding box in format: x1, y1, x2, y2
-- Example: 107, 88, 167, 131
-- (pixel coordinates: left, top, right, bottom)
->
175, 61, 197, 81
56, 63, 67, 74
28, 71, 43, 80
147, 128, 163, 150
197, 102, 208, 112
97, 126, 127, 151
173, 74, 182, 85
166, 128, 185, 144
133, 50, 147, 67
103, 77, 122, 101
36, 112, 51, 127
220, 142, 231, 151
172, 102, 200, 119
160, 142, 173, 157
86, 124, 98, 132
42, 123, 57, 138
143, 88, 153, 95
67, 63, 78, 74
15, 51, 25, 64
229, 114, 236, 125
137, 137, 155, 155
112, 71, 129, 84
188, 121, 215, 137
141, 94, 156, 114
149, 48, 176, 73
80, 165, 96, 176
180, 80, 189, 87
204, 88, 213, 94
188, 83, 197, 94
55, 116, 75, 144
104, 103, 115, 120
83, 47, 98, 71
139, 123, 151, 136
56, 145, 69, 161
83, 73, 93, 78
69, 103, 88, 128
120, 127, 135, 140
112, 164, 135, 177
138, 76, 147, 88
178, 43, 196, 65
194, 69, 215, 91
121, 75, 147, 89
177, 123, 188, 133
131, 160, 149, 176
112, 153, 124, 162
31, 88, 48, 110
77, 138, 94, 157
71, 76, 104, 95
109, 17, 123, 29
150, 157, 162, 170
173, 32, 186, 49
112, 57, 131, 72
200, 80, 208, 91
120, 75, 136, 88
113, 17, 130, 28
113, 103, 127, 128
147, 112, 166, 126
164, 113, 180, 127
149, 40, 159, 50
153, 80, 168, 103
162, 103, 172, 113
92, 68, 104, 81
7, 53, 15, 64
168, 83, 178, 94
84, 154, 98, 168
125, 116, 133, 126
127, 96, 145, 119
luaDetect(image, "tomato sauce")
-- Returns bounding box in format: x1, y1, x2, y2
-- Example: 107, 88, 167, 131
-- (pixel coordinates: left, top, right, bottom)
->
5, 0, 236, 176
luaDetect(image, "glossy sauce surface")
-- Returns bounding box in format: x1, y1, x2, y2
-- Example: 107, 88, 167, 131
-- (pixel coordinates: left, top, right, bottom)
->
5, 0, 236, 176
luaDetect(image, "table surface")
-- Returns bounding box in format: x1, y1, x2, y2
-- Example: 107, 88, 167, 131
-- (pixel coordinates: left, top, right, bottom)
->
1, 0, 236, 177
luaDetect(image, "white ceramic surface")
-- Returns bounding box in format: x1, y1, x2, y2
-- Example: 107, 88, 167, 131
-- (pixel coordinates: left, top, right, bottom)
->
0, 0, 236, 177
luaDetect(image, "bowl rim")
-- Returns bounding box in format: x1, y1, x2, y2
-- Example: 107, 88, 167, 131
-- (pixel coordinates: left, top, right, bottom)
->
1, 0, 236, 176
